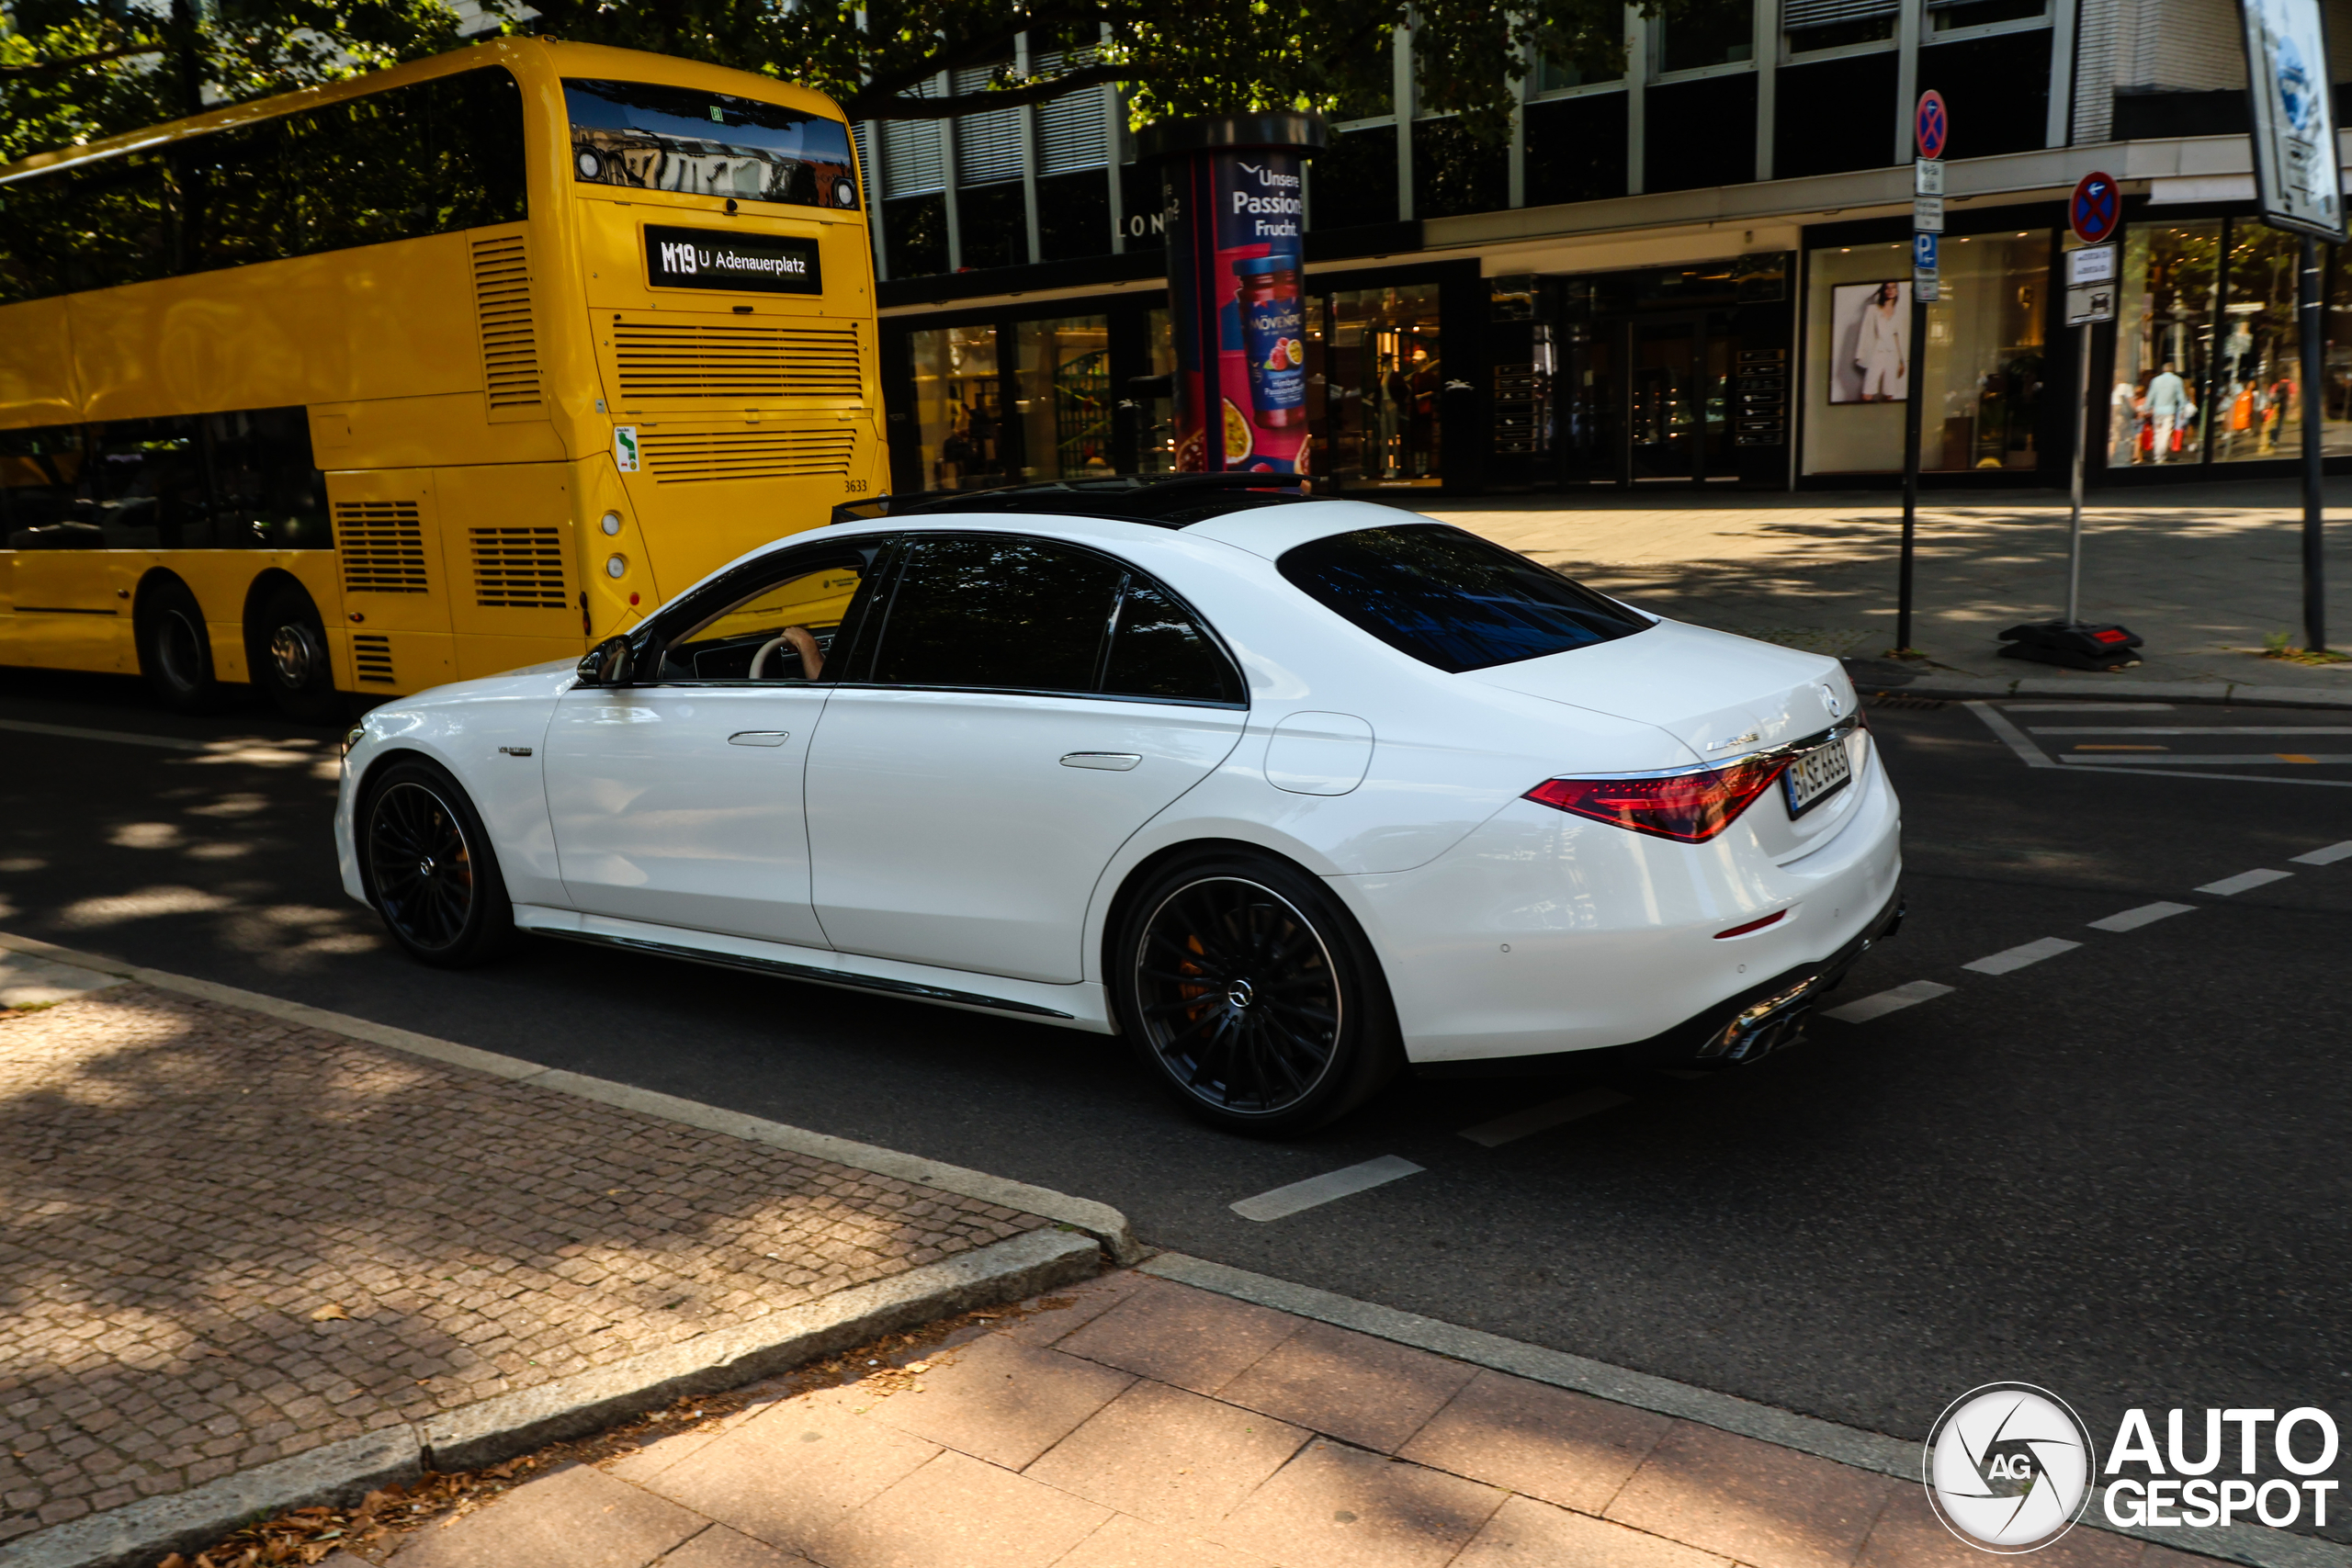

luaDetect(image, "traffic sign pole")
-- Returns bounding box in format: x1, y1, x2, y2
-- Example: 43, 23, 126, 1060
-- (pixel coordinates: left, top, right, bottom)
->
2066, 318, 2090, 626
1896, 91, 1944, 656
2302, 233, 2328, 651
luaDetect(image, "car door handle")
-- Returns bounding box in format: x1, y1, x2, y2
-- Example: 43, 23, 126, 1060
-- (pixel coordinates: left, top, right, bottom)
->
728, 731, 791, 747
1060, 752, 1141, 771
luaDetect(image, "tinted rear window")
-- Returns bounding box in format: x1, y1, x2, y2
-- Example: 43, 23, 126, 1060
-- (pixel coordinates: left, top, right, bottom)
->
1276, 525, 1648, 672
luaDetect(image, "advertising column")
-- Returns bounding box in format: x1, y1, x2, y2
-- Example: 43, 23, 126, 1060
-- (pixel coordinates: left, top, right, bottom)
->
1138, 115, 1327, 475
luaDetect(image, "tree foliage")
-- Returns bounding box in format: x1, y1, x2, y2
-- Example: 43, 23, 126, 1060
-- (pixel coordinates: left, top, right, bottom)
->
2, 0, 1725, 167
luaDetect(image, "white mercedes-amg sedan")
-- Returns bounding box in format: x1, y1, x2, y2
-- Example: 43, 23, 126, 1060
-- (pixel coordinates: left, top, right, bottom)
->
335, 479, 1903, 1134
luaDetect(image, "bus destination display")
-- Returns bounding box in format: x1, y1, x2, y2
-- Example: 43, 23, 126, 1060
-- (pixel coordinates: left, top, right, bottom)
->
642, 224, 820, 294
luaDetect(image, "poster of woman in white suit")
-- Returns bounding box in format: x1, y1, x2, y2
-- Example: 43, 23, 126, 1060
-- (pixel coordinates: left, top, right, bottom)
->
1829, 281, 1910, 402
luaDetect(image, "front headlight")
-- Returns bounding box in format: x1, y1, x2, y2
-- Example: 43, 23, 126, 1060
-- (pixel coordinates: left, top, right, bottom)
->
343, 724, 367, 759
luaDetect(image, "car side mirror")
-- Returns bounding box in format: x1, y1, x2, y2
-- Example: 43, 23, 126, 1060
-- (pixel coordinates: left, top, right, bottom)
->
577, 636, 634, 687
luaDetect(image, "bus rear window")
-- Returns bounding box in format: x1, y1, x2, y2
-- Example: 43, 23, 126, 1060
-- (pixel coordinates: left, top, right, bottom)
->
566, 80, 859, 210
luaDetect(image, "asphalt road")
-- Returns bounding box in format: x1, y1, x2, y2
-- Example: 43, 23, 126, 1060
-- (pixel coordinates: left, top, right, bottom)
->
5, 667, 2348, 1517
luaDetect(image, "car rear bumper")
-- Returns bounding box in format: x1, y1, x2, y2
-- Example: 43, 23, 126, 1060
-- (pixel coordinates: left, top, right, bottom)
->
1411, 885, 1905, 1076
1339, 743, 1903, 1065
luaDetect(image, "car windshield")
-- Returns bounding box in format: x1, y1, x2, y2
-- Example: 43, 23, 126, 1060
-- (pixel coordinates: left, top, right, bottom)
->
564, 79, 858, 209
1276, 524, 1649, 673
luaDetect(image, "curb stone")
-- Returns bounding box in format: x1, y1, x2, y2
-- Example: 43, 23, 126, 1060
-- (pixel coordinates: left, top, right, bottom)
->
0, 931, 1144, 1266
0, 1231, 1102, 1568
1839, 661, 2352, 710
1144, 1253, 2352, 1568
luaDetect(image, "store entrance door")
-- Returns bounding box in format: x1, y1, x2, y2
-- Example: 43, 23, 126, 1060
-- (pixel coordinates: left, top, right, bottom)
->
1626, 310, 1738, 483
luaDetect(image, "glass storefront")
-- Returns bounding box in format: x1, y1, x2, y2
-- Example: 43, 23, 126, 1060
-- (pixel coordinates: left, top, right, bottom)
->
1306, 283, 1443, 487
1012, 316, 1113, 481
908, 323, 1010, 491
1803, 232, 2047, 475
2111, 218, 2352, 467
2113, 221, 2219, 468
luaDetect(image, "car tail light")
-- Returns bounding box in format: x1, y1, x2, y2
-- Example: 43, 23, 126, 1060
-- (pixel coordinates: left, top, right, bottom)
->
1524, 755, 1791, 844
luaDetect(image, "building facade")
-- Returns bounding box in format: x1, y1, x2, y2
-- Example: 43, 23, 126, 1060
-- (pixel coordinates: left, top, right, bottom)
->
863, 0, 2352, 495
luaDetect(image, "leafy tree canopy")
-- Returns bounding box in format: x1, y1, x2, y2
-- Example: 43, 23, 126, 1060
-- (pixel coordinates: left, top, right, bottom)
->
4, 0, 1724, 167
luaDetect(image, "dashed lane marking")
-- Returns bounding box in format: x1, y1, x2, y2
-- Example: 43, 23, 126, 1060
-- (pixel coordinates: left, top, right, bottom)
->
2029, 726, 2352, 735
2197, 868, 2294, 897
1819, 979, 1954, 1024
2291, 840, 2352, 865
2060, 752, 2352, 766
1458, 1089, 1633, 1148
1962, 937, 2082, 976
2002, 702, 2176, 711
1230, 1156, 1424, 1222
2086, 901, 2196, 933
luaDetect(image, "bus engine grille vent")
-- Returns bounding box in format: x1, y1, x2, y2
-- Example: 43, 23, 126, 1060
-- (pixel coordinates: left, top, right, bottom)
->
336, 502, 428, 594
639, 428, 858, 484
611, 321, 863, 400
471, 235, 543, 410
352, 634, 395, 685
469, 527, 570, 609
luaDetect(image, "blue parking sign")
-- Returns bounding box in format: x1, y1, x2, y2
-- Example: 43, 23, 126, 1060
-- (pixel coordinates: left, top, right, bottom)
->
1913, 231, 1939, 271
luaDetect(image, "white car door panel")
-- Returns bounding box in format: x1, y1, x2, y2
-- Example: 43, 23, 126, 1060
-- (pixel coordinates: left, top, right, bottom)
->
806, 690, 1241, 983
545, 686, 831, 945
541, 543, 876, 947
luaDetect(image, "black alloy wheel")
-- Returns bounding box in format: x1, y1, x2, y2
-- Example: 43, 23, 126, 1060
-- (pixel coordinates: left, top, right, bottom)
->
254, 581, 341, 723
1115, 855, 1400, 1135
135, 577, 221, 713
362, 761, 514, 967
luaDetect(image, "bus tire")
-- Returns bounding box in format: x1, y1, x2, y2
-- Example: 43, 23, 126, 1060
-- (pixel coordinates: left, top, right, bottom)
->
135, 577, 221, 714
254, 581, 341, 724
359, 756, 516, 968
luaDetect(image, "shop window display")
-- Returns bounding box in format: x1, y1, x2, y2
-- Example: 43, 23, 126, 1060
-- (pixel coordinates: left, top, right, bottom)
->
2113, 222, 2219, 467
910, 324, 1009, 491
1305, 283, 1443, 488
1137, 309, 1180, 474
1802, 233, 2046, 474
1013, 317, 1114, 481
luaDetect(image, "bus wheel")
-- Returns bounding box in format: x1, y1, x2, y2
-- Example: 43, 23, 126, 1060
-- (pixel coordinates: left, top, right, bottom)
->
254, 582, 341, 723
135, 578, 221, 714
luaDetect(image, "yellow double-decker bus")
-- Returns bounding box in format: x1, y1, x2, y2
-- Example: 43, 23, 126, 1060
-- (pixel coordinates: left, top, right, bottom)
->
0, 39, 885, 720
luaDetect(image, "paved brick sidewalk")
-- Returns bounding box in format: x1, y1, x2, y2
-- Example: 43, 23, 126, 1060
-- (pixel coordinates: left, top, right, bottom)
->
0, 985, 1046, 1547
1430, 478, 2352, 696
353, 1270, 2228, 1568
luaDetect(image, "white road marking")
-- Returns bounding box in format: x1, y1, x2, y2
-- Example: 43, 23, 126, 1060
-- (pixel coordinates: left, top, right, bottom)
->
0, 717, 212, 751
2002, 702, 2175, 711
0, 717, 327, 762
2030, 726, 2352, 735
2197, 868, 2293, 896
2290, 840, 2352, 865
1819, 979, 1954, 1024
1963, 702, 2055, 768
1230, 1156, 1424, 1222
1458, 1089, 1633, 1148
2060, 752, 2352, 766
2087, 901, 2195, 932
1962, 937, 2082, 976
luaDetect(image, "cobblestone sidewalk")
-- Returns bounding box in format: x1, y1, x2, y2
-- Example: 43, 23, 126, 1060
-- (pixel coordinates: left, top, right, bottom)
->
345, 1269, 2232, 1568
0, 984, 1046, 1548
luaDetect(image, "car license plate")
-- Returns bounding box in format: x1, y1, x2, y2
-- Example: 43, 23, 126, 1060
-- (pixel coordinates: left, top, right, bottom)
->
1782, 738, 1852, 818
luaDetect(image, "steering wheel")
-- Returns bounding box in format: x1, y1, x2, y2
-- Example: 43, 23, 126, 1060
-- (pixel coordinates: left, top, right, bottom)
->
747, 635, 791, 680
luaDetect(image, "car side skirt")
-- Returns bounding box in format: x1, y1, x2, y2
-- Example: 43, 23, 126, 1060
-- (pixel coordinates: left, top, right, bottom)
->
511, 906, 1112, 1031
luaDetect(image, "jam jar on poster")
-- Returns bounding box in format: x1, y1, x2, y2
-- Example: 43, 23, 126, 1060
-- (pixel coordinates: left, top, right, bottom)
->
1152, 119, 1322, 475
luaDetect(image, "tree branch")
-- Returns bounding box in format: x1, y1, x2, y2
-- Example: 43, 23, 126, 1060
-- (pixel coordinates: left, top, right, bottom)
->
840, 60, 1136, 120
0, 40, 166, 78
